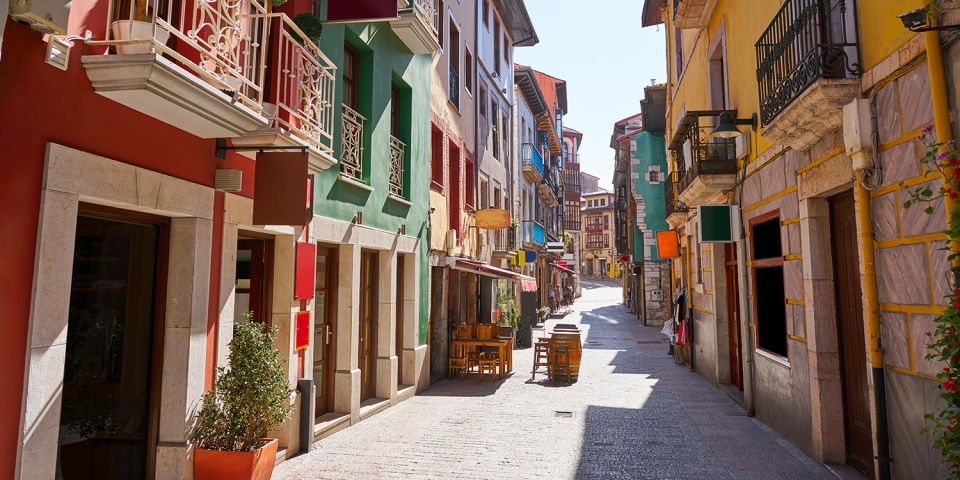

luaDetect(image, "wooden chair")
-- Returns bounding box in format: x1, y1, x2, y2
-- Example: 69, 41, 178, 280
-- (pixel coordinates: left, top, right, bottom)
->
531, 339, 550, 380
478, 353, 498, 380
448, 356, 468, 379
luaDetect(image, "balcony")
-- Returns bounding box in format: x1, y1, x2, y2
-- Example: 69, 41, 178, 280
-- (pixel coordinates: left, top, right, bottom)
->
232, 14, 337, 172
521, 143, 544, 182
669, 111, 738, 206
340, 104, 366, 182
673, 0, 718, 28
392, 0, 440, 54
664, 174, 689, 226
82, 0, 271, 138
388, 135, 406, 198
521, 221, 545, 248
756, 0, 860, 151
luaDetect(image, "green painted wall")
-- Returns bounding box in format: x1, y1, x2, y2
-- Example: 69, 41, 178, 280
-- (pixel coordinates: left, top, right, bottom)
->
314, 17, 431, 344
632, 132, 668, 261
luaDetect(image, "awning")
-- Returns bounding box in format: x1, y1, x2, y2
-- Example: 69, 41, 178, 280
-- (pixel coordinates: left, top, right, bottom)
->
550, 262, 576, 275
451, 259, 538, 291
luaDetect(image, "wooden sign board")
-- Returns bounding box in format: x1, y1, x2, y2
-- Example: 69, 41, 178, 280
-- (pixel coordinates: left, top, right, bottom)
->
474, 208, 511, 229
698, 205, 742, 243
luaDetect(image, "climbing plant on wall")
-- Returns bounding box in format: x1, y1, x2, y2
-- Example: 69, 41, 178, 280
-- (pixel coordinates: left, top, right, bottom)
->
904, 122, 960, 476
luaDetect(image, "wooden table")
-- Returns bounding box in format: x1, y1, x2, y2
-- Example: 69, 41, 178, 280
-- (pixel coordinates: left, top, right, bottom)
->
451, 338, 513, 378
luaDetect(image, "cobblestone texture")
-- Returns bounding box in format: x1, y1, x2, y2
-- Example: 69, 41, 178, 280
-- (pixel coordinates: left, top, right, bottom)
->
274, 280, 833, 480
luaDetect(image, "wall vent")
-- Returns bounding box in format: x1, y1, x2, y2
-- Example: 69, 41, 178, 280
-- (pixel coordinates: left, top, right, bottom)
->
44, 35, 70, 70
214, 169, 242, 192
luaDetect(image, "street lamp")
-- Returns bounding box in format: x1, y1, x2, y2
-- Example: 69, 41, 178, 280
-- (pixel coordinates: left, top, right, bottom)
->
711, 112, 758, 139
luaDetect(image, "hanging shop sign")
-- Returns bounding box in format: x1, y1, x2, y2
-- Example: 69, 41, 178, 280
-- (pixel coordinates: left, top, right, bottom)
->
546, 241, 564, 253
294, 242, 316, 300
525, 250, 538, 262
698, 205, 742, 243
474, 208, 511, 229
656, 230, 680, 258
253, 151, 312, 226
327, 0, 398, 23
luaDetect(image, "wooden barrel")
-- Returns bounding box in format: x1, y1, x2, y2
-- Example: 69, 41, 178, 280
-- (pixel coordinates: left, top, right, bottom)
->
548, 333, 582, 382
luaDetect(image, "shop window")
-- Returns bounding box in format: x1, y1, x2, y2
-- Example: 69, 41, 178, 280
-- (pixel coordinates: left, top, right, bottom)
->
751, 214, 787, 358
465, 157, 475, 209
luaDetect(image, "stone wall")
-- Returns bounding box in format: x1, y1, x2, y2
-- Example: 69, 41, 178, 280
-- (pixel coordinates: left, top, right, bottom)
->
643, 262, 672, 325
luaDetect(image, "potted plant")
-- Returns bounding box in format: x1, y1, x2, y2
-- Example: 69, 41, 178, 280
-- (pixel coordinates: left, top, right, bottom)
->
192, 313, 292, 480
111, 0, 169, 54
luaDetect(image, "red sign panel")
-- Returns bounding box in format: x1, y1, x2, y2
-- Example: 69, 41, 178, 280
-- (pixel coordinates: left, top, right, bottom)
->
327, 0, 398, 23
295, 311, 310, 350
295, 242, 316, 300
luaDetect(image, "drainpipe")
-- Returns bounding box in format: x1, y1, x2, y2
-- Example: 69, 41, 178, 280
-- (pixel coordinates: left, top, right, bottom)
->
924, 27, 960, 268
853, 173, 890, 480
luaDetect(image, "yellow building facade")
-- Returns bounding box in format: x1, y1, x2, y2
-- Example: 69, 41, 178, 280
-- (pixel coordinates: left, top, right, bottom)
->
646, 0, 950, 477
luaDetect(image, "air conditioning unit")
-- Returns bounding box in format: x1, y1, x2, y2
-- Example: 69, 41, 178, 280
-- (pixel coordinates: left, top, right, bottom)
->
444, 229, 457, 252
735, 131, 751, 160
10, 0, 69, 34
843, 98, 874, 170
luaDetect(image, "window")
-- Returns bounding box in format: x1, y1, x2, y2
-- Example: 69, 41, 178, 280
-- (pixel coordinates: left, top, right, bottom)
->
448, 141, 461, 234
493, 186, 501, 209
491, 102, 499, 160
494, 19, 501, 76
674, 27, 684, 79
502, 31, 509, 64
448, 20, 460, 108
464, 49, 473, 95
343, 44, 360, 109
437, 0, 445, 47
603, 215, 609, 229
751, 213, 787, 358
478, 85, 487, 117
604, 234, 609, 248
501, 111, 509, 161
480, 178, 488, 210
465, 157, 475, 209
390, 84, 400, 137
431, 125, 443, 189
482, 0, 490, 28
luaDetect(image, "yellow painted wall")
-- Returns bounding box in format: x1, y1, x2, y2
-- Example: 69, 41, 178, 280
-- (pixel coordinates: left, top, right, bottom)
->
665, 0, 925, 165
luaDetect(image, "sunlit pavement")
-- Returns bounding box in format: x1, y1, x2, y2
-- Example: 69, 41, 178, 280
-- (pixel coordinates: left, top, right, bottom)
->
274, 280, 832, 480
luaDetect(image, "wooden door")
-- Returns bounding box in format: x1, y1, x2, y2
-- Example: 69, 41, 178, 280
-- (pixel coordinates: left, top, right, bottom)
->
313, 247, 337, 417
359, 252, 378, 401
724, 244, 743, 390
830, 191, 875, 478
237, 238, 272, 324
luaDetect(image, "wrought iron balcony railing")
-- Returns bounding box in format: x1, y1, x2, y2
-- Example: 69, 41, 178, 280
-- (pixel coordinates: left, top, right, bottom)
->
755, 0, 860, 125
388, 135, 405, 197
340, 104, 365, 181
448, 62, 460, 109
521, 221, 545, 246
99, 0, 270, 110
400, 0, 439, 34
668, 111, 738, 197
271, 14, 336, 155
664, 174, 689, 218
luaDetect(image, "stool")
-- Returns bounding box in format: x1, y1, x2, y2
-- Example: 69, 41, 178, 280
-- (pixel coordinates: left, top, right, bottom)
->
478, 354, 498, 380
448, 356, 468, 379
531, 340, 550, 380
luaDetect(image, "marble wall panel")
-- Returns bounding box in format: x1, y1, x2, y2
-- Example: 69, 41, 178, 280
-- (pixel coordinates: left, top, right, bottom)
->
876, 244, 930, 305
911, 314, 946, 377
876, 81, 902, 143
879, 141, 920, 187
899, 65, 934, 133
901, 180, 946, 237
929, 240, 950, 306
880, 311, 909, 369
870, 192, 900, 240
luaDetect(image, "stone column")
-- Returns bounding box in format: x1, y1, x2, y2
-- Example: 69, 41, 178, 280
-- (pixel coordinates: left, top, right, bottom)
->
376, 249, 398, 401
799, 198, 846, 463
335, 244, 361, 421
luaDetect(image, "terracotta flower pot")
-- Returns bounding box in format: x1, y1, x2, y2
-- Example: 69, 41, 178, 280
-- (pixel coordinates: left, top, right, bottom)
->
194, 438, 278, 480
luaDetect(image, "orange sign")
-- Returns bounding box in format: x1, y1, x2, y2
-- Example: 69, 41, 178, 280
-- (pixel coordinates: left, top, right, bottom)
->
474, 208, 511, 229
657, 230, 680, 259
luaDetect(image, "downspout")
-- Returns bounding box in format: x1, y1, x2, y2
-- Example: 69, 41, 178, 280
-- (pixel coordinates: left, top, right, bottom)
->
735, 153, 755, 416
854, 172, 890, 480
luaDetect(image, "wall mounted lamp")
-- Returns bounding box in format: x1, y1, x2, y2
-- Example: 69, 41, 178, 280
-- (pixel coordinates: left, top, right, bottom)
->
711, 112, 758, 139
898, 8, 960, 32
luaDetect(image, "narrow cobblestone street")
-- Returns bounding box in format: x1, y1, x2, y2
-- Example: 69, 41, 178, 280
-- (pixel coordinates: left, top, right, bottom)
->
275, 280, 833, 480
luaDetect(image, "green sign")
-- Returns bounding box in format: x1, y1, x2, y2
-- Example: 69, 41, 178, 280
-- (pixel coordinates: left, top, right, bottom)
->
698, 205, 740, 243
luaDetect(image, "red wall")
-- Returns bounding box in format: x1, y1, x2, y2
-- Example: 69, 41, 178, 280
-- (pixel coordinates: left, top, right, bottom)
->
0, 20, 254, 476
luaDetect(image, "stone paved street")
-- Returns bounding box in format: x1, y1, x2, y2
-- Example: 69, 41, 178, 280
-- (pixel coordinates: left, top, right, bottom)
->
274, 280, 834, 480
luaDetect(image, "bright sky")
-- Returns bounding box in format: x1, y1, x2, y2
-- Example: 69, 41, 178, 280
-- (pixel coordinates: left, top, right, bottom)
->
515, 0, 667, 191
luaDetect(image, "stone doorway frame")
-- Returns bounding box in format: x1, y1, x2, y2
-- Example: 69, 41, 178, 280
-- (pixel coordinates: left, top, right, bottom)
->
19, 143, 215, 479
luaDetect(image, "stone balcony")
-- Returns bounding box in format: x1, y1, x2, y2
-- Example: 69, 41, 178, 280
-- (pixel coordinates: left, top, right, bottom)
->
672, 0, 718, 28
